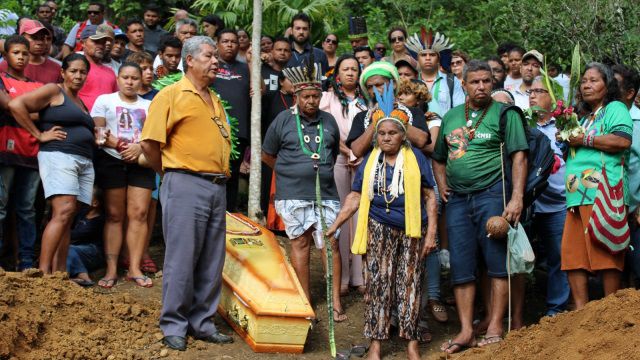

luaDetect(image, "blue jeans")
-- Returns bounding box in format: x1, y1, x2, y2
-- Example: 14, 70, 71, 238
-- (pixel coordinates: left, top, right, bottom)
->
627, 218, 640, 283
533, 210, 570, 315
67, 243, 104, 277
446, 181, 507, 285
0, 166, 41, 269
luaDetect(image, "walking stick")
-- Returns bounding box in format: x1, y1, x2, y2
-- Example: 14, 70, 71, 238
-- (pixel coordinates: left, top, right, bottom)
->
316, 170, 337, 357
500, 143, 512, 334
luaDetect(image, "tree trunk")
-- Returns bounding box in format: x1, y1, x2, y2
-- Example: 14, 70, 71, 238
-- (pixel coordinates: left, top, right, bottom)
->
247, 0, 263, 222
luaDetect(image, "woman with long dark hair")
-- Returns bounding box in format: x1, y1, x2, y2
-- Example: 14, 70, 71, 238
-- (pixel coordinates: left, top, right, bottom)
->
320, 54, 367, 298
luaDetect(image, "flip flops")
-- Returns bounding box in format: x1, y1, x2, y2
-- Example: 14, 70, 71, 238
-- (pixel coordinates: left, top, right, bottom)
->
333, 309, 348, 322
335, 344, 368, 359
441, 339, 477, 354
71, 278, 95, 287
478, 334, 503, 347
98, 277, 118, 289
127, 275, 153, 288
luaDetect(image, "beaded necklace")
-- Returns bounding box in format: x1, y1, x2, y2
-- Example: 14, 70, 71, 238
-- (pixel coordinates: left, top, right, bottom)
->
464, 100, 492, 140
295, 110, 324, 168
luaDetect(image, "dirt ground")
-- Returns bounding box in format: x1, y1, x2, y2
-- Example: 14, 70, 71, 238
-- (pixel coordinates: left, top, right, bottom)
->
1, 236, 639, 359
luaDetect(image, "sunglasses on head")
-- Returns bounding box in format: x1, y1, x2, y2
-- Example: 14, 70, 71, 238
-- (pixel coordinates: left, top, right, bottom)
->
390, 36, 404, 43
324, 38, 338, 45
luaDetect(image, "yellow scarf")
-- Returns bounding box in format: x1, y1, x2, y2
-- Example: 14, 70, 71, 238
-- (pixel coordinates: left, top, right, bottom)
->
351, 146, 422, 254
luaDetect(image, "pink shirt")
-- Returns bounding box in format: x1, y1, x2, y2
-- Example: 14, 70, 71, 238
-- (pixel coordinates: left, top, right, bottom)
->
78, 61, 118, 111
0, 58, 61, 84
320, 91, 366, 162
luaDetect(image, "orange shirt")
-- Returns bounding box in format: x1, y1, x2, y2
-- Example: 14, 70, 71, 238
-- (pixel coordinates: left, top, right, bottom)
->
141, 76, 231, 175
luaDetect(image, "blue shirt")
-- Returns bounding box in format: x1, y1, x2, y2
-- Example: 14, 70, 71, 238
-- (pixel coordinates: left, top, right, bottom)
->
352, 147, 435, 230
534, 118, 566, 213
286, 42, 329, 75
423, 71, 465, 116
628, 105, 640, 212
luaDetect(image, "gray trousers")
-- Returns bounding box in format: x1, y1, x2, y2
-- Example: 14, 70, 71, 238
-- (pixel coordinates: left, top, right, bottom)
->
159, 172, 227, 338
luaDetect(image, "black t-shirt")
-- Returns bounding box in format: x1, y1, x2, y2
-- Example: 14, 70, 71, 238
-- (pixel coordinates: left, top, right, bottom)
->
262, 92, 293, 138
212, 60, 251, 139
263, 109, 340, 201
261, 64, 281, 98
345, 105, 429, 148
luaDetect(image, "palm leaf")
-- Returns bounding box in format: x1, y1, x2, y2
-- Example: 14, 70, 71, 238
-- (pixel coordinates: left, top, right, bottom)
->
568, 43, 582, 105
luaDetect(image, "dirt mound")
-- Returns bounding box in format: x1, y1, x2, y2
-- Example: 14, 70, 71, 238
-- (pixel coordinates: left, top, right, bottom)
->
0, 271, 165, 360
453, 288, 640, 360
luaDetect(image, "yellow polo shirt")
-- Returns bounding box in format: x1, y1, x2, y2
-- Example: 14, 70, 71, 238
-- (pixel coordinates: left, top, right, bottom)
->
141, 76, 231, 176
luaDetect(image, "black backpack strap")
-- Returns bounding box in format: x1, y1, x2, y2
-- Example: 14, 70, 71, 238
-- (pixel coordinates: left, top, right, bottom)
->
447, 73, 455, 106
498, 103, 527, 143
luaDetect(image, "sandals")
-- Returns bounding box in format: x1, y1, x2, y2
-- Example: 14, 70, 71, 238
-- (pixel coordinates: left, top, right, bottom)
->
127, 275, 153, 288
141, 257, 159, 273
335, 344, 368, 359
478, 334, 503, 347
441, 339, 477, 354
418, 326, 432, 343
333, 309, 348, 322
428, 299, 448, 323
98, 277, 118, 289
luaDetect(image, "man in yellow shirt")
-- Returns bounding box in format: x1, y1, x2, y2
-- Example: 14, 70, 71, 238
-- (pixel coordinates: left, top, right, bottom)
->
140, 36, 233, 351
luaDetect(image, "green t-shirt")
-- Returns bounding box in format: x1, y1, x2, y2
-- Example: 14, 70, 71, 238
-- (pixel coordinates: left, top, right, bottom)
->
565, 101, 633, 207
432, 101, 529, 193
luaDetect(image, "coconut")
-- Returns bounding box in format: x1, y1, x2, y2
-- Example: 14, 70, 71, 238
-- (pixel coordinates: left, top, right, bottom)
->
486, 216, 510, 240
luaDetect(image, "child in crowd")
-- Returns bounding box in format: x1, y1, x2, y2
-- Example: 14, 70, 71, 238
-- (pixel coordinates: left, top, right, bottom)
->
67, 187, 105, 287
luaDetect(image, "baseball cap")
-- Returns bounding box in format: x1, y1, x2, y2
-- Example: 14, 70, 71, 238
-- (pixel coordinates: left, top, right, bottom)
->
113, 28, 128, 42
19, 19, 51, 36
522, 50, 544, 64
395, 58, 418, 74
80, 24, 110, 41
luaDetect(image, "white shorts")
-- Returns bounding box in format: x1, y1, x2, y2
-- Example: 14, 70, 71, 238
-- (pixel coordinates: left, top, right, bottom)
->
38, 151, 94, 204
275, 199, 341, 248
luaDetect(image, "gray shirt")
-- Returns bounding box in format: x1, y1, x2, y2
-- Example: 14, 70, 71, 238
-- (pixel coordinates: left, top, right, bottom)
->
263, 108, 340, 201
143, 24, 168, 54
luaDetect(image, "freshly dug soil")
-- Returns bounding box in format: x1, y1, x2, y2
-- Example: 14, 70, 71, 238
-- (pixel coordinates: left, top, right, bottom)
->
0, 270, 163, 360
452, 288, 640, 360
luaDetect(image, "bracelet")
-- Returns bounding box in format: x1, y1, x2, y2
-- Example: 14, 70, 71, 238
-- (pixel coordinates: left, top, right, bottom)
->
582, 134, 589, 146
587, 135, 595, 147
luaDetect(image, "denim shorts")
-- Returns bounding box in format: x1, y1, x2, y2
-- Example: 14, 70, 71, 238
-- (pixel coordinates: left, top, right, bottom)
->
38, 151, 94, 205
445, 181, 508, 285
275, 199, 341, 247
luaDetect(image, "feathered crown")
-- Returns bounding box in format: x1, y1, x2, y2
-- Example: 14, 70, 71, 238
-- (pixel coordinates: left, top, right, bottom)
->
369, 82, 411, 130
282, 57, 322, 93
348, 16, 368, 39
405, 26, 454, 54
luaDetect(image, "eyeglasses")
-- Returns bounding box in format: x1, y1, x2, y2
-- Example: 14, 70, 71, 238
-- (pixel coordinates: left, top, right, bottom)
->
375, 47, 386, 52
451, 60, 464, 66
324, 39, 338, 45
526, 88, 549, 96
212, 117, 229, 138
390, 36, 405, 43
87, 10, 101, 15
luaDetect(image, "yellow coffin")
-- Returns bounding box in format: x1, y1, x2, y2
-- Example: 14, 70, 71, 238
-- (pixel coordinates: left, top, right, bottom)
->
218, 213, 315, 353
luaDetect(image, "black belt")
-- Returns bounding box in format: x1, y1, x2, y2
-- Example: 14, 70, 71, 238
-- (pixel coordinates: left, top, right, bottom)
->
165, 169, 228, 184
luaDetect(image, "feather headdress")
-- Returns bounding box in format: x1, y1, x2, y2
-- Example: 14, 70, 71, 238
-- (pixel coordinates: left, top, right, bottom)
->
348, 16, 368, 40
282, 55, 322, 93
405, 26, 454, 54
369, 82, 411, 130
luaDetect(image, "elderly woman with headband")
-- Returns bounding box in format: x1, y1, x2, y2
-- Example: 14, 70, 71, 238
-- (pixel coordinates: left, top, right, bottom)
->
327, 82, 437, 360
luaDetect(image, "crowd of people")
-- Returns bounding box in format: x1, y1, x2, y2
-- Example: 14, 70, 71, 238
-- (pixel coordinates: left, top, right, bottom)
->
0, 2, 639, 358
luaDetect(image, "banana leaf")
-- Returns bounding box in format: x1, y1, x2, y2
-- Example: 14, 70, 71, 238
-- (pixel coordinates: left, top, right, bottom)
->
568, 44, 582, 106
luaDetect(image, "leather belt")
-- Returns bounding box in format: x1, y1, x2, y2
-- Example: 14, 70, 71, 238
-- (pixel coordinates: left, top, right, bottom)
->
165, 169, 228, 184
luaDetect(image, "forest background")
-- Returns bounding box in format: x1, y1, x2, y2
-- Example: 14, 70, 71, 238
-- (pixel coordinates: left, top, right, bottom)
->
1, 0, 639, 69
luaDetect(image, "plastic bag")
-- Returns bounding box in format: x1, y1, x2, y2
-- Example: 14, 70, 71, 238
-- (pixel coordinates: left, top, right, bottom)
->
507, 224, 535, 274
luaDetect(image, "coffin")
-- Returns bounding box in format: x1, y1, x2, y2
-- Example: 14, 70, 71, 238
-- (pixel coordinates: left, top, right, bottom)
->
218, 213, 315, 353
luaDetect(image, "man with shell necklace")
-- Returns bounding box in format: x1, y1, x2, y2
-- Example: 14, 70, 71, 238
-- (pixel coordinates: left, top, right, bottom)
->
262, 60, 347, 323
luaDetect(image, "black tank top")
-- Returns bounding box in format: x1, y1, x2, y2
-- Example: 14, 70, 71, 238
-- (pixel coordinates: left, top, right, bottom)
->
38, 88, 95, 159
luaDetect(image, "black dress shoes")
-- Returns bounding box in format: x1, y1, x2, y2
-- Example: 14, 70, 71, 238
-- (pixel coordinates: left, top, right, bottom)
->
198, 332, 234, 344
163, 335, 187, 351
